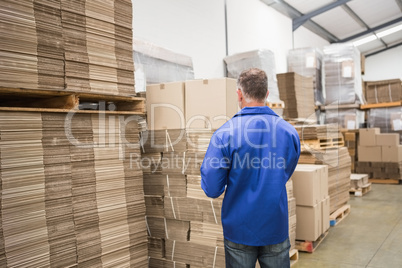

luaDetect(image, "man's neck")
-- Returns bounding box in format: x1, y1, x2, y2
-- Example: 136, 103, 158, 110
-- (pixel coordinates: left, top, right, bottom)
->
242, 101, 265, 108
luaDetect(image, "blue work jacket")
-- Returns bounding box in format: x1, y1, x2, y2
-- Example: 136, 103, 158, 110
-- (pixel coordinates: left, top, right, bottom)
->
200, 106, 300, 246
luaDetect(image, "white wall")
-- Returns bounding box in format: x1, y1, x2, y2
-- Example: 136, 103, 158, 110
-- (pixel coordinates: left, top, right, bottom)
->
226, 0, 293, 73
132, 0, 341, 79
363, 46, 402, 81
132, 0, 226, 79
293, 26, 330, 50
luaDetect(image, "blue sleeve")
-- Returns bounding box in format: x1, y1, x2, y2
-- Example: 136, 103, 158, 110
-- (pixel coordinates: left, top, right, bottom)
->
286, 130, 301, 179
200, 134, 230, 198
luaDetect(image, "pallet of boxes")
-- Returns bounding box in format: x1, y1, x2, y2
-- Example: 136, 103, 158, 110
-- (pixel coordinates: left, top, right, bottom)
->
293, 124, 352, 232
356, 128, 402, 184
143, 78, 298, 267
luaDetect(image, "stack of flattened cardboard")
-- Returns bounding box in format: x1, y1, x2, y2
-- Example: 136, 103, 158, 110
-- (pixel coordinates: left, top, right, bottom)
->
286, 179, 297, 250
341, 130, 359, 172
140, 128, 226, 267
0, 1, 135, 95
0, 1, 40, 89
294, 124, 340, 141
287, 48, 324, 105
141, 129, 188, 268
62, 0, 135, 95
365, 79, 401, 104
42, 113, 77, 267
0, 112, 148, 267
277, 72, 316, 120
34, 0, 65, 90
323, 43, 363, 105
0, 112, 50, 267
324, 108, 365, 130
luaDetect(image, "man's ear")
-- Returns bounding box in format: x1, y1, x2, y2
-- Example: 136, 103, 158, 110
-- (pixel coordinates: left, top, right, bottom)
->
237, 89, 242, 102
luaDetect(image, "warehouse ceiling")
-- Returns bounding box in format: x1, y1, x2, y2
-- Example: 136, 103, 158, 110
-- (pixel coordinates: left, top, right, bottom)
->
261, 0, 402, 57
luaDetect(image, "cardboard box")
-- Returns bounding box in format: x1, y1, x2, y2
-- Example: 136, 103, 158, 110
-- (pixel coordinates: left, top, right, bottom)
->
359, 128, 380, 146
321, 196, 330, 233
376, 133, 399, 146
319, 165, 329, 200
146, 82, 185, 130
358, 146, 382, 162
185, 78, 238, 129
292, 164, 328, 206
382, 145, 402, 162
296, 203, 322, 241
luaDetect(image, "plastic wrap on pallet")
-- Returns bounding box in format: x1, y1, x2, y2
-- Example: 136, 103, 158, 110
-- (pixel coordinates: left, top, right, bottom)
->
133, 39, 195, 92
365, 79, 402, 104
324, 109, 365, 129
224, 49, 281, 103
287, 48, 324, 105
323, 43, 364, 105
368, 106, 402, 144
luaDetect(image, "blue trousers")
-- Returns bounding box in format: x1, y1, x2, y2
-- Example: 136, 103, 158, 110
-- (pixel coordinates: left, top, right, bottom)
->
224, 237, 291, 268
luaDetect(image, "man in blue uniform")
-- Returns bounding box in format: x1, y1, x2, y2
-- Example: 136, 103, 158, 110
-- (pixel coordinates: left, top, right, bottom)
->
200, 68, 300, 268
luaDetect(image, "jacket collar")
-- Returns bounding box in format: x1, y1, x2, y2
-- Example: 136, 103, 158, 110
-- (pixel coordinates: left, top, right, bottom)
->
233, 106, 279, 118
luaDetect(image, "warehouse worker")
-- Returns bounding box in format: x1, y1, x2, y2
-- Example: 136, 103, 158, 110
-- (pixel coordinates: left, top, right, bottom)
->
200, 68, 300, 268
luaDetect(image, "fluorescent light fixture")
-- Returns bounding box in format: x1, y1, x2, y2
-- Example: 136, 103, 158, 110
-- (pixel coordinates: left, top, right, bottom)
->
377, 24, 402, 38
353, 34, 377, 46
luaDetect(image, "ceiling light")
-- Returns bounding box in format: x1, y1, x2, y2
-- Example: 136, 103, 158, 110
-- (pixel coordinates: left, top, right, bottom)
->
353, 35, 378, 46
376, 24, 402, 38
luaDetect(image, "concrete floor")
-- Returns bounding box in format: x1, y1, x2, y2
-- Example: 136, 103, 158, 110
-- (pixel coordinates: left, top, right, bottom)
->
294, 184, 402, 268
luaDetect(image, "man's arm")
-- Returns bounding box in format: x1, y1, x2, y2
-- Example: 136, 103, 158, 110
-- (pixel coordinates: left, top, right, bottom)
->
200, 135, 230, 198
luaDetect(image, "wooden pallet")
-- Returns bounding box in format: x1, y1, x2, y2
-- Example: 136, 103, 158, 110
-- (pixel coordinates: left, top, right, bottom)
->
318, 103, 361, 110
302, 137, 345, 150
330, 204, 351, 227
295, 231, 328, 253
0, 87, 145, 114
360, 101, 402, 109
350, 183, 372, 197
290, 249, 298, 266
369, 178, 400, 184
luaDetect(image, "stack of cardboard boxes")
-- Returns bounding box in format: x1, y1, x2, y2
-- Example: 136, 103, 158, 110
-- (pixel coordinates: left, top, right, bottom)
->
291, 165, 330, 241
368, 107, 402, 144
143, 78, 237, 267
356, 128, 402, 182
144, 78, 300, 266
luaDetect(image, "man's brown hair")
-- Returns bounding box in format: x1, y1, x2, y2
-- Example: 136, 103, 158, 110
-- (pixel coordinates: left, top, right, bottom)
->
237, 68, 268, 102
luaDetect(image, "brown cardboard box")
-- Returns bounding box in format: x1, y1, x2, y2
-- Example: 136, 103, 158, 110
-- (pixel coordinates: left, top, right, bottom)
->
358, 146, 382, 162
292, 164, 327, 206
359, 128, 380, 146
185, 78, 238, 129
321, 196, 330, 233
146, 82, 185, 130
376, 133, 399, 146
319, 165, 329, 200
296, 203, 322, 241
382, 145, 402, 162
